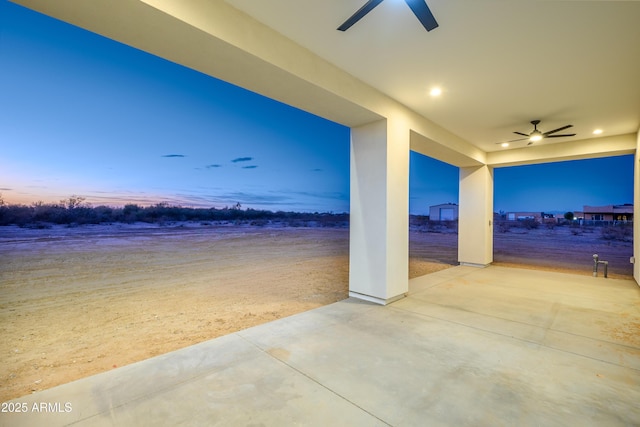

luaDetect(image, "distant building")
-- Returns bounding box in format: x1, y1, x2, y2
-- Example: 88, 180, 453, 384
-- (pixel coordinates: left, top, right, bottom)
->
505, 211, 541, 221
552, 212, 583, 221
502, 211, 559, 223
499, 208, 632, 224
429, 203, 458, 221
583, 204, 633, 222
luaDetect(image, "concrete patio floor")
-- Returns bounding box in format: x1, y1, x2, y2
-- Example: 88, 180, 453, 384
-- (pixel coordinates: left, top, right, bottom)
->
3, 265, 640, 426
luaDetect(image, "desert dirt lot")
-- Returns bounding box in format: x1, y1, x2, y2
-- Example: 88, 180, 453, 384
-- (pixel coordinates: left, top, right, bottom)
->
0, 223, 450, 401
0, 223, 634, 400
492, 225, 634, 278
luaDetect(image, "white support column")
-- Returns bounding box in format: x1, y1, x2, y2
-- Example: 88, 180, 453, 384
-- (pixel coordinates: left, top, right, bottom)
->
349, 118, 410, 304
634, 130, 639, 286
458, 165, 494, 267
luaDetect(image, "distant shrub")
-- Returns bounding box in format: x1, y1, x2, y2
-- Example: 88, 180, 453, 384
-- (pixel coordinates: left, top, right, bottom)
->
443, 220, 458, 231
410, 215, 430, 227
5, 205, 34, 226
495, 220, 512, 233
0, 199, 350, 228
600, 225, 633, 242
23, 222, 52, 229
520, 218, 539, 230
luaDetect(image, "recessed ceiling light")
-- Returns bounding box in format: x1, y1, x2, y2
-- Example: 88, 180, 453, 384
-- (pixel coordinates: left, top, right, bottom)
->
501, 142, 509, 148
429, 87, 442, 97
593, 129, 603, 135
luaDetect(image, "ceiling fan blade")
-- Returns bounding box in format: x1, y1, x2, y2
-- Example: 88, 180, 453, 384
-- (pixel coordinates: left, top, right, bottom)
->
508, 137, 528, 142
513, 132, 529, 137
543, 124, 573, 136
337, 0, 384, 31
545, 134, 576, 138
404, 0, 439, 31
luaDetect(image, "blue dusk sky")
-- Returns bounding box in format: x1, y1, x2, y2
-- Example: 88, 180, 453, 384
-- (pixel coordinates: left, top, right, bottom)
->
0, 1, 635, 214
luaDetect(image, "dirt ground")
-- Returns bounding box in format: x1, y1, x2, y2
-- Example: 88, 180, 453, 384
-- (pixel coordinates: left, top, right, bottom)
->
0, 223, 449, 401
492, 226, 634, 278
0, 223, 634, 401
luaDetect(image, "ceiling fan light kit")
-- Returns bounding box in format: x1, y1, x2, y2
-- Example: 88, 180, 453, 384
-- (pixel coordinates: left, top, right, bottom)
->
529, 131, 543, 142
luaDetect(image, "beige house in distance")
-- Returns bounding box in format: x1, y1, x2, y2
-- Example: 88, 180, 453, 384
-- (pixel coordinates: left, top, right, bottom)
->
584, 204, 634, 222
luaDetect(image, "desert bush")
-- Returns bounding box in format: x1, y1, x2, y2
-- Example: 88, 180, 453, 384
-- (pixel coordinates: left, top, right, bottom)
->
31, 202, 66, 223
317, 212, 348, 227
520, 218, 539, 230
410, 215, 430, 227
3, 205, 35, 226
93, 206, 114, 223
495, 220, 512, 233
443, 220, 458, 231
600, 225, 633, 242
116, 204, 138, 223
60, 195, 86, 210
23, 221, 52, 229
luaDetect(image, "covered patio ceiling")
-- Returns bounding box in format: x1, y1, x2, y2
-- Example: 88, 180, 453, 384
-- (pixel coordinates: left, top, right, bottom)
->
227, 0, 640, 153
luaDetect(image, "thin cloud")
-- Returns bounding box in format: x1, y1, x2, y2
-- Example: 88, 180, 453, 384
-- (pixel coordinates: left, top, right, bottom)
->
289, 190, 349, 201
231, 157, 253, 163
82, 192, 226, 208
205, 164, 222, 169
0, 188, 12, 191
312, 168, 323, 172
242, 165, 258, 169
222, 191, 292, 204
161, 154, 185, 158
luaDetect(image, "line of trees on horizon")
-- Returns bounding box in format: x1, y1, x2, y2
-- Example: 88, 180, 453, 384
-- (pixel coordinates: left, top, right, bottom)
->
0, 195, 349, 228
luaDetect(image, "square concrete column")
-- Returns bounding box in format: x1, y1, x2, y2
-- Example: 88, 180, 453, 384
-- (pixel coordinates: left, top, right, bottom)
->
458, 165, 494, 267
349, 118, 410, 304
634, 130, 639, 286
